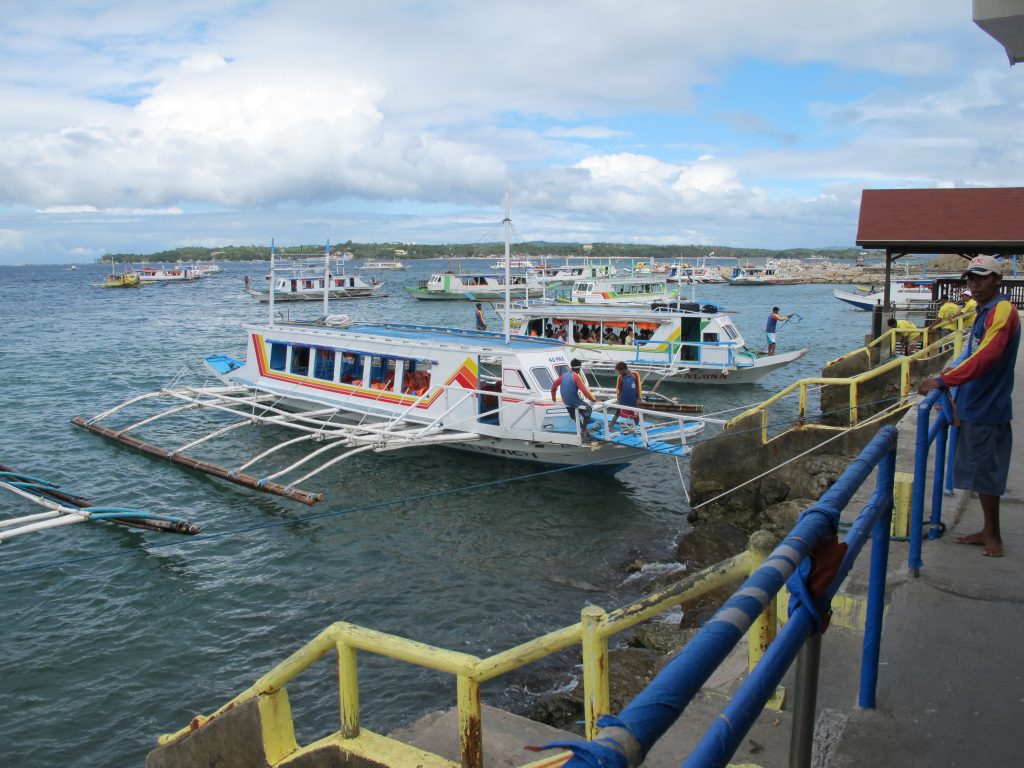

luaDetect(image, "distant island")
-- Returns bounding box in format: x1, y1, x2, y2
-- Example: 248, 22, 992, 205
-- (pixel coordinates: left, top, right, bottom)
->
99, 242, 879, 264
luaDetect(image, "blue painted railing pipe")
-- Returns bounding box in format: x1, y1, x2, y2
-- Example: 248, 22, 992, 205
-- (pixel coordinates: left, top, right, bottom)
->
682, 439, 897, 767
929, 418, 949, 541
556, 426, 898, 768
859, 451, 895, 709
909, 391, 942, 572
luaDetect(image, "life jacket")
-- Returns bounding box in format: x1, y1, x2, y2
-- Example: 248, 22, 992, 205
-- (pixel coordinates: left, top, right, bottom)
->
559, 371, 585, 408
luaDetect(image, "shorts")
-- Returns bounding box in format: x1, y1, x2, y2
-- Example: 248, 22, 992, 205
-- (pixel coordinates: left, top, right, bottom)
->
766, 332, 777, 345
567, 403, 593, 429
952, 421, 1012, 495
617, 408, 638, 421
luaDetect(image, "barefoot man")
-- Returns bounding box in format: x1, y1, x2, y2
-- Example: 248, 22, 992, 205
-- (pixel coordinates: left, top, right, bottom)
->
918, 255, 1020, 557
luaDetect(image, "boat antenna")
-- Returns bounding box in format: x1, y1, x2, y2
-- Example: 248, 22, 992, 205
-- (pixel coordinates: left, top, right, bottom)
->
269, 239, 276, 327
323, 240, 331, 318
503, 187, 512, 344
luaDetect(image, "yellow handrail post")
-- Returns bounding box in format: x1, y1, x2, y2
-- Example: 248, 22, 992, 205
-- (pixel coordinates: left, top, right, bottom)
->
337, 640, 360, 738
760, 408, 769, 444
581, 605, 609, 739
798, 382, 807, 423
900, 358, 911, 398
457, 675, 483, 768
745, 531, 778, 674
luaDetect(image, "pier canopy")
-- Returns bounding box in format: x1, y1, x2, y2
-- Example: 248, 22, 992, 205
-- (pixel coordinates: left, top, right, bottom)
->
974, 0, 1024, 65
856, 187, 1024, 327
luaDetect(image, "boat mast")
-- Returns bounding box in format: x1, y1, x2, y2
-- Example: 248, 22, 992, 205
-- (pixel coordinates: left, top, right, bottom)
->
269, 239, 276, 327
323, 240, 331, 317
503, 189, 512, 343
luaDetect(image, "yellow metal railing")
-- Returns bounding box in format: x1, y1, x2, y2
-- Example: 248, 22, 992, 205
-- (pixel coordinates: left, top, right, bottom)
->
728, 315, 972, 444
160, 543, 767, 768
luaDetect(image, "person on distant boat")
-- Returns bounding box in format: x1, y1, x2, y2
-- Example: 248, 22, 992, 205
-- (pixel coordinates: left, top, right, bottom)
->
474, 303, 487, 331
609, 361, 642, 434
918, 255, 1020, 558
765, 307, 790, 355
244, 274, 251, 290
551, 359, 598, 444
886, 317, 920, 356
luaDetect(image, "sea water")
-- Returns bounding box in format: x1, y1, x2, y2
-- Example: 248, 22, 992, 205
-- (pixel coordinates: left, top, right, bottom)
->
0, 260, 871, 766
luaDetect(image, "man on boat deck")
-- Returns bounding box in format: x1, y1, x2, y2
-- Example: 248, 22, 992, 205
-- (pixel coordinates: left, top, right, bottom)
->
551, 359, 598, 444
609, 362, 642, 434
474, 303, 487, 331
918, 255, 1020, 558
764, 307, 789, 356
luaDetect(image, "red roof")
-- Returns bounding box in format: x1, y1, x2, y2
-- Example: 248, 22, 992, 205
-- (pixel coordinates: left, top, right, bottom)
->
857, 188, 1024, 252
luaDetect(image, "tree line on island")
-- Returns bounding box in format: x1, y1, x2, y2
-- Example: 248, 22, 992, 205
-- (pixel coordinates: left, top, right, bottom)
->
99, 242, 878, 264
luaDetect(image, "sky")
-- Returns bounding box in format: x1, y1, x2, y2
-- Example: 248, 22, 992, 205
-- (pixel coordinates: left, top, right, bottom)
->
0, 1, 1021, 264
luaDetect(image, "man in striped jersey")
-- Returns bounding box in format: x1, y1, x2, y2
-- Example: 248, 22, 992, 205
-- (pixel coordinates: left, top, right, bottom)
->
918, 255, 1020, 557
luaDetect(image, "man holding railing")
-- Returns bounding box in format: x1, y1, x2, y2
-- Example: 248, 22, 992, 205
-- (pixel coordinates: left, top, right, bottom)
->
918, 255, 1020, 558
551, 359, 598, 444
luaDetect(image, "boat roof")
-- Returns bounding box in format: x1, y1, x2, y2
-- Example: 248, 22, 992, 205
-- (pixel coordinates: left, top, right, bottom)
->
507, 302, 723, 319
256, 321, 568, 352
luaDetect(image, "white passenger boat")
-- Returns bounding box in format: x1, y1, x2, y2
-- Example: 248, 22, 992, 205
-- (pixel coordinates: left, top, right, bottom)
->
527, 261, 617, 288
72, 217, 710, 501
138, 265, 204, 283
246, 246, 385, 302
499, 301, 807, 385
667, 260, 726, 284
490, 258, 536, 269
723, 260, 802, 286
561, 276, 678, 305
360, 260, 408, 271
405, 271, 532, 300
832, 280, 934, 311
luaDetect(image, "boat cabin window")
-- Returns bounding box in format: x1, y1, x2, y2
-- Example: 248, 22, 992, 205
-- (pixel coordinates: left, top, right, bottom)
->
313, 348, 336, 381
340, 352, 364, 384
369, 356, 399, 391
402, 362, 432, 395
269, 342, 288, 371
502, 369, 528, 390
291, 346, 310, 376
719, 320, 740, 341
531, 366, 556, 391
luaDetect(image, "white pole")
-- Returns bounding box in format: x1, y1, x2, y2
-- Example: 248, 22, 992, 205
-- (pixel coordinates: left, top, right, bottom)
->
269, 239, 276, 327
503, 188, 512, 344
324, 240, 331, 317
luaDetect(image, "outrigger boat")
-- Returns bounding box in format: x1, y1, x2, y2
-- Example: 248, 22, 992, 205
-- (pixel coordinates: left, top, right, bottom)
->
138, 264, 204, 283
405, 271, 531, 300
74, 224, 710, 502
559, 276, 678, 305
832, 280, 935, 311
723, 260, 802, 286
95, 262, 141, 288
246, 243, 385, 302
498, 301, 807, 385
360, 260, 407, 270
527, 260, 616, 288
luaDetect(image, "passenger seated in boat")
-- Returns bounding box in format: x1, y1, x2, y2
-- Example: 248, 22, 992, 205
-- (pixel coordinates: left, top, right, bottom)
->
603, 328, 618, 343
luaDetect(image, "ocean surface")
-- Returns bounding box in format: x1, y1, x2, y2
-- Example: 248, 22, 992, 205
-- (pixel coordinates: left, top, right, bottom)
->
0, 259, 874, 766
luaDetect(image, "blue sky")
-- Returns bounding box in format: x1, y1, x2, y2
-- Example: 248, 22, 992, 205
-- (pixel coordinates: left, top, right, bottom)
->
0, 1, 1021, 264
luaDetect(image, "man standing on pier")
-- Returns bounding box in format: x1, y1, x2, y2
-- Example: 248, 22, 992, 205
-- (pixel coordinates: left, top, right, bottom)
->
764, 307, 789, 356
918, 255, 1020, 557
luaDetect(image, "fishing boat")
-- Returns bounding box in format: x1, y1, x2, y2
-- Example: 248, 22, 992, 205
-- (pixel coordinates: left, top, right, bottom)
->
138, 265, 203, 283
832, 280, 935, 311
94, 259, 141, 288
360, 260, 407, 270
499, 301, 807, 385
560, 276, 678, 305
405, 271, 532, 300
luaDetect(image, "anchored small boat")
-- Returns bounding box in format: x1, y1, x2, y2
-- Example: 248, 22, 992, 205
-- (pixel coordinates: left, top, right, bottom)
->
499, 301, 807, 385
723, 260, 802, 286
527, 260, 616, 288
667, 259, 725, 284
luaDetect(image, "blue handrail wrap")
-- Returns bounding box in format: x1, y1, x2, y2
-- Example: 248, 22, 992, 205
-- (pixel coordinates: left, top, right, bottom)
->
553, 426, 898, 768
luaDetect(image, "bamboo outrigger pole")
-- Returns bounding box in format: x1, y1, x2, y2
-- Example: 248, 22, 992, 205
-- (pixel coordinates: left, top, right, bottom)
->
70, 418, 323, 506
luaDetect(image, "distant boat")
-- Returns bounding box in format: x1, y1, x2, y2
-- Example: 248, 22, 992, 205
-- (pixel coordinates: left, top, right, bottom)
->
832, 280, 935, 311
723, 260, 803, 285
360, 260, 408, 271
247, 255, 385, 302
94, 258, 141, 288
67, 264, 79, 271
490, 258, 536, 269
138, 265, 203, 283
559, 276, 678, 305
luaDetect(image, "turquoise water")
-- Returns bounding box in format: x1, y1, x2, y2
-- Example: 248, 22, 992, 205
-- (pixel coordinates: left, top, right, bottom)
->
0, 260, 871, 766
